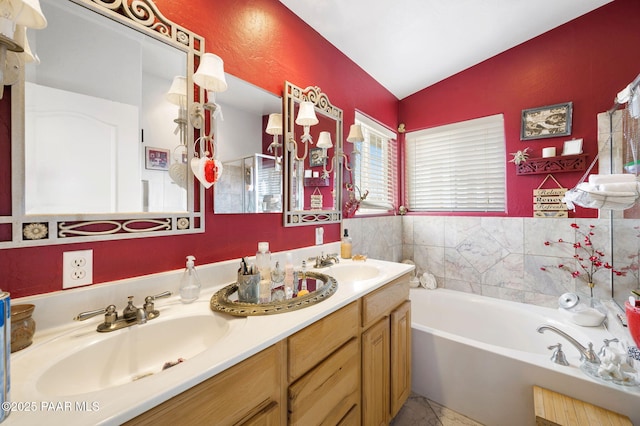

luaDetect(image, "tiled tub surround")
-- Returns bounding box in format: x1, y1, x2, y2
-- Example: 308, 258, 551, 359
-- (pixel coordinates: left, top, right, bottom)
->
346, 216, 640, 308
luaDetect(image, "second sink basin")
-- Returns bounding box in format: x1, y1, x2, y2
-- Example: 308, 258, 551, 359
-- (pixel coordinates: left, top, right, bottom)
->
326, 263, 381, 282
31, 313, 238, 397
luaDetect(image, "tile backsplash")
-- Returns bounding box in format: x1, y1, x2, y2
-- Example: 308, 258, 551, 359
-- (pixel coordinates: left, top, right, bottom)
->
345, 215, 640, 308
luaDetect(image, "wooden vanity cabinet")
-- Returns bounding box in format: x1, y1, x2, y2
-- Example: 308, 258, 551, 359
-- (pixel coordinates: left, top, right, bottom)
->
361, 273, 411, 425
125, 273, 411, 426
124, 341, 286, 426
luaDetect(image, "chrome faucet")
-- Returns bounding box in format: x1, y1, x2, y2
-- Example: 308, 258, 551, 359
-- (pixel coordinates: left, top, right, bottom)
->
74, 291, 171, 333
309, 253, 340, 268
537, 325, 600, 365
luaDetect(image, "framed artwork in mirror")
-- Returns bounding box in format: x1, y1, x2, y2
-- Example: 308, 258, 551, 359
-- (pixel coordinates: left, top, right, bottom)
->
145, 147, 170, 171
521, 102, 573, 140
309, 147, 326, 167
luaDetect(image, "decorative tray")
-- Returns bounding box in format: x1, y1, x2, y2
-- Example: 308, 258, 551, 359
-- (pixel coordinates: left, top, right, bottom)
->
210, 271, 338, 316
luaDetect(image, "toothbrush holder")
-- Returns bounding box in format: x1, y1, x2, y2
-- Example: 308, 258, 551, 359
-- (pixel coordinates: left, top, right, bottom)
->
237, 273, 260, 304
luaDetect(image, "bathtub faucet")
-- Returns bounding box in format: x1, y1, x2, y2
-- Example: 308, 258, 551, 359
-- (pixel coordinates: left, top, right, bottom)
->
536, 325, 600, 365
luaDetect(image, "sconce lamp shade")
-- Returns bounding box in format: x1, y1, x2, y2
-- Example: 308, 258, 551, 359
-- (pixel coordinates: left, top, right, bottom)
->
14, 25, 37, 62
193, 53, 227, 92
316, 131, 333, 149
266, 113, 283, 135
16, 0, 47, 28
295, 101, 319, 126
0, 0, 46, 49
346, 124, 364, 143
166, 76, 187, 106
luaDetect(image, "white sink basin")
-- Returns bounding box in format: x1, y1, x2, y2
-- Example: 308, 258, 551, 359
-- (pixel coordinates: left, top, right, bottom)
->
27, 312, 239, 397
327, 263, 381, 282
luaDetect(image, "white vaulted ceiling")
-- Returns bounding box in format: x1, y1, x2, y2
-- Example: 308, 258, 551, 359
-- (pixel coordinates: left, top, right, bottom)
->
279, 0, 613, 99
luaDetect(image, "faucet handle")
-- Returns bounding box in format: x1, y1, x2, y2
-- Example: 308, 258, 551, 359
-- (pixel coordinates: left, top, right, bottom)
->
144, 291, 172, 319
547, 343, 570, 366
598, 338, 619, 357
308, 255, 322, 268
74, 307, 107, 321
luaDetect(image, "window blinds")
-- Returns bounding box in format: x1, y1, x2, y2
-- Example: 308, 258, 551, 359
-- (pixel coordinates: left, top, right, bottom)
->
354, 112, 398, 211
405, 114, 506, 212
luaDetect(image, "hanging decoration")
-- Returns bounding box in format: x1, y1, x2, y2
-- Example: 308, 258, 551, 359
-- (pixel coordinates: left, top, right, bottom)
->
533, 174, 568, 218
310, 187, 323, 210
191, 137, 223, 189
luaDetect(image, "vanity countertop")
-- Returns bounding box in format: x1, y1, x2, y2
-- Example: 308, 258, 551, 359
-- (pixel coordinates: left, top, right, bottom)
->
7, 255, 413, 425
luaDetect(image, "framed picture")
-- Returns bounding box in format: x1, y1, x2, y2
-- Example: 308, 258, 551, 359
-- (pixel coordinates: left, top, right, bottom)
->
520, 102, 573, 140
309, 147, 326, 167
562, 138, 583, 155
145, 147, 170, 170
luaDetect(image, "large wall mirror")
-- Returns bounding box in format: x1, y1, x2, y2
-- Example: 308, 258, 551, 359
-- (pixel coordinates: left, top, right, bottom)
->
283, 81, 343, 226
2, 0, 205, 248
213, 74, 282, 214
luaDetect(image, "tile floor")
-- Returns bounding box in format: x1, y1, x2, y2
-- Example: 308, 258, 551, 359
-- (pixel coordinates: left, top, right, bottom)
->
391, 393, 483, 426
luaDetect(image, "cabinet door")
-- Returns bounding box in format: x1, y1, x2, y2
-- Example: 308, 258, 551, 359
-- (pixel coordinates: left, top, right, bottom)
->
361, 318, 390, 426
390, 300, 411, 417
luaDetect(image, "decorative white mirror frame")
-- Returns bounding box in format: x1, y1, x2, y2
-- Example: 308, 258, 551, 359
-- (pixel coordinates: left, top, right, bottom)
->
2, 0, 206, 248
283, 81, 343, 226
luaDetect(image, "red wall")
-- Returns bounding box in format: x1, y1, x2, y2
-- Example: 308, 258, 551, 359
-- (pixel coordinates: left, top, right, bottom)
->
3, 0, 639, 298
0, 0, 397, 298
398, 0, 640, 218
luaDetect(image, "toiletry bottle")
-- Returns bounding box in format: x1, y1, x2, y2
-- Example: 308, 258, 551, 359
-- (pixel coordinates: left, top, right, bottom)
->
284, 252, 295, 299
297, 260, 309, 297
341, 229, 352, 259
271, 261, 285, 302
256, 242, 272, 303
179, 255, 201, 303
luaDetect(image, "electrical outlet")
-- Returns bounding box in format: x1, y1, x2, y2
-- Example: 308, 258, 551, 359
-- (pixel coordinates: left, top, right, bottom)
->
315, 227, 324, 245
63, 250, 93, 289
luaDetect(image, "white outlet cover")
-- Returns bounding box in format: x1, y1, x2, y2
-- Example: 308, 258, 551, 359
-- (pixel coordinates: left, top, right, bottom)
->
63, 250, 94, 289
315, 227, 324, 245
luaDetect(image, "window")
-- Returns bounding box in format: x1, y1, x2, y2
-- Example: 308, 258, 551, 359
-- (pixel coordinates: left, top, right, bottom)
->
405, 114, 506, 212
351, 112, 398, 213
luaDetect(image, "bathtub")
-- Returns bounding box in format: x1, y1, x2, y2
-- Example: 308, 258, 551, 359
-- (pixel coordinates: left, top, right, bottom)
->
409, 288, 640, 425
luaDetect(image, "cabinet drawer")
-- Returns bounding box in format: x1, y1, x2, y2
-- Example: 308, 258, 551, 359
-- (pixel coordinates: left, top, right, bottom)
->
288, 338, 360, 426
362, 274, 410, 329
288, 301, 359, 382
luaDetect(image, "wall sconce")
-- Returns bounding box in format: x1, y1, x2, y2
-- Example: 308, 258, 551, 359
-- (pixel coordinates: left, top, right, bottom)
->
266, 112, 283, 170
321, 123, 363, 178
189, 53, 228, 188
346, 123, 364, 146
190, 52, 227, 132
288, 100, 319, 161
0, 0, 47, 99
316, 131, 333, 157
166, 75, 187, 145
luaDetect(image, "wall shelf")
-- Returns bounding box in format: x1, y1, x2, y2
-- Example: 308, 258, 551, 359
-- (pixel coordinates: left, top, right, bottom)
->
304, 177, 330, 187
516, 154, 587, 175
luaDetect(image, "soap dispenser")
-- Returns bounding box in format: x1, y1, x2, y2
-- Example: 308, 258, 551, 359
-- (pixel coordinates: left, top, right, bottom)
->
180, 255, 201, 303
341, 228, 352, 259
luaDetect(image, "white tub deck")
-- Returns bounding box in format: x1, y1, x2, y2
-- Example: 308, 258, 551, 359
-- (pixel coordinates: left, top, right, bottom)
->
409, 288, 640, 425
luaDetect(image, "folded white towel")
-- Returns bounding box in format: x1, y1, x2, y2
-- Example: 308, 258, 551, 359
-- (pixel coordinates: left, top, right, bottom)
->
598, 182, 639, 193
588, 174, 636, 185
617, 84, 631, 104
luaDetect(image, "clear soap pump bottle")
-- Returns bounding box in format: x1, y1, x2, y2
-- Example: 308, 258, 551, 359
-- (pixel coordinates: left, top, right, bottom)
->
180, 255, 201, 303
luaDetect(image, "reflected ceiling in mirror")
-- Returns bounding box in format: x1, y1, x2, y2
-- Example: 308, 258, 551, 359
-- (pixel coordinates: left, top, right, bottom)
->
213, 74, 283, 214
2, 0, 206, 248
